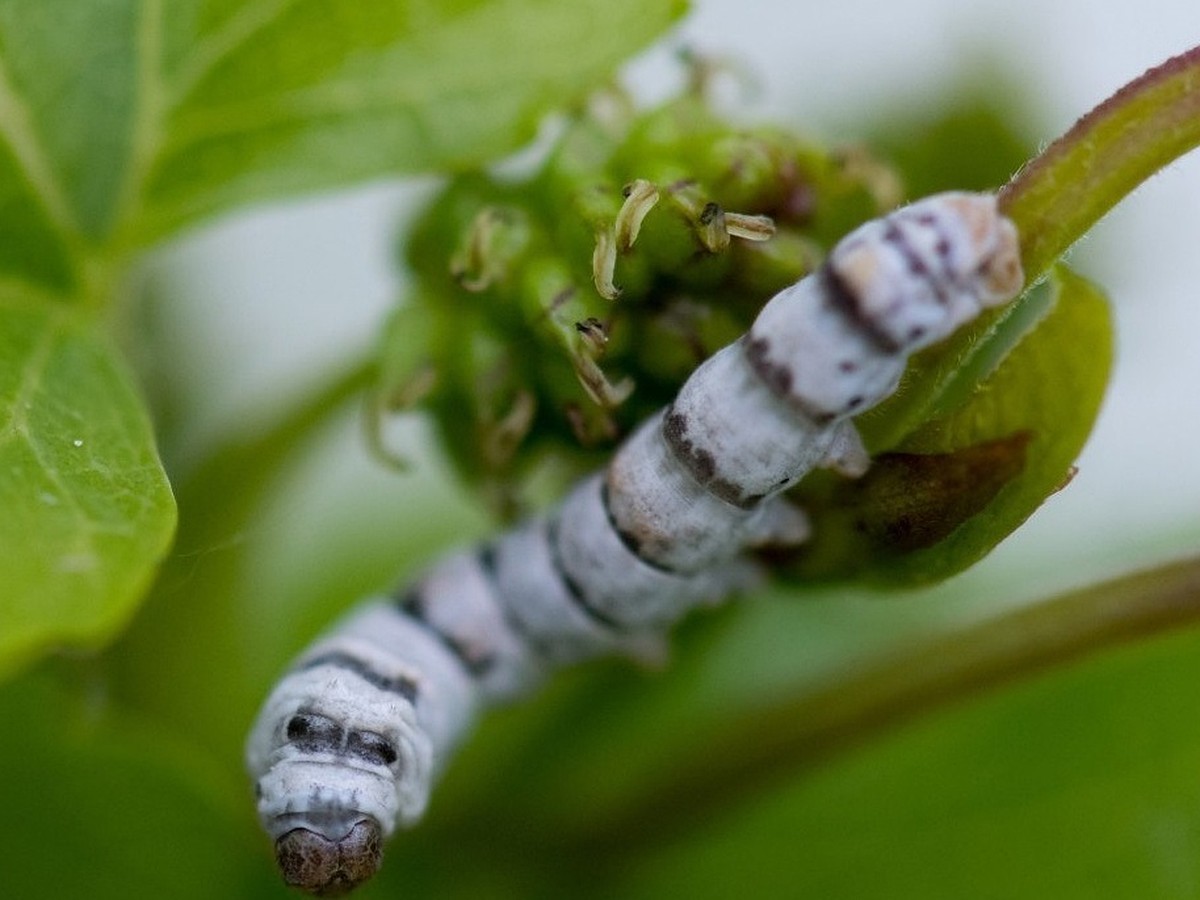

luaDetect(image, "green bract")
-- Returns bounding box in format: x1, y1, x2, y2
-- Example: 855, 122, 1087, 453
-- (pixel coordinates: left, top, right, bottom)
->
380, 85, 900, 512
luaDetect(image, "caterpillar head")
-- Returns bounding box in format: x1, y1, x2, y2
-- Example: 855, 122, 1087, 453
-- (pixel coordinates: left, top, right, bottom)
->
246, 657, 433, 895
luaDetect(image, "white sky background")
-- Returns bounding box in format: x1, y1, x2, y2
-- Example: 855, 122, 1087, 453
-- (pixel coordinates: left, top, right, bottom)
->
150, 0, 1200, 605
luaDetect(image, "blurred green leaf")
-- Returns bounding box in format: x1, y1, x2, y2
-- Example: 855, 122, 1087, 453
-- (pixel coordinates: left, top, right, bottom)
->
0, 0, 690, 250
0, 0, 140, 244
866, 72, 1037, 197
0, 295, 175, 678
128, 0, 689, 241
0, 672, 284, 900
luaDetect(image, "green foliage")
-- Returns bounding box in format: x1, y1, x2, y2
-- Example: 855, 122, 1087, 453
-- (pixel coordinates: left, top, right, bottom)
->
0, 672, 281, 899
0, 3, 1198, 899
0, 0, 686, 677
0, 295, 175, 678
138, 0, 689, 242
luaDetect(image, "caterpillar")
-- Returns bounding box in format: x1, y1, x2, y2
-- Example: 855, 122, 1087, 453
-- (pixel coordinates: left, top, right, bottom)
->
246, 191, 1023, 895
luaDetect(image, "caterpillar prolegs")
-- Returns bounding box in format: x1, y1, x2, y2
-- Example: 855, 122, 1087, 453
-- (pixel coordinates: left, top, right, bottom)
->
247, 192, 1023, 895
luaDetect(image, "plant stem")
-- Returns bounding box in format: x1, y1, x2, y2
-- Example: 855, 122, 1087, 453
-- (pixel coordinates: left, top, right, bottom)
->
563, 555, 1200, 863
999, 43, 1200, 282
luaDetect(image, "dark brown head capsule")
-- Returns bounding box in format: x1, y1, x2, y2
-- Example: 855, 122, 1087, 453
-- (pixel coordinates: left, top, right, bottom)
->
275, 819, 383, 896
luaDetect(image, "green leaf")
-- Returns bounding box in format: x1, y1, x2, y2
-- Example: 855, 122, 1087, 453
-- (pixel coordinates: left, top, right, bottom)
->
0, 0, 688, 257
127, 0, 689, 242
0, 0, 682, 678
0, 0, 141, 242
0, 0, 117, 291
786, 265, 1112, 584
882, 265, 1113, 581
0, 296, 175, 678
0, 672, 280, 900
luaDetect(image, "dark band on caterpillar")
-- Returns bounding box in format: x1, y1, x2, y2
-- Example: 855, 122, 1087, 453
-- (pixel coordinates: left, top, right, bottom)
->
737, 333, 826, 426
598, 479, 681, 576
286, 712, 344, 755
345, 730, 399, 767
819, 262, 904, 355
742, 331, 857, 425
660, 405, 759, 509
881, 220, 953, 312
545, 517, 628, 631
472, 543, 557, 662
300, 652, 420, 705
476, 542, 498, 575
393, 588, 498, 678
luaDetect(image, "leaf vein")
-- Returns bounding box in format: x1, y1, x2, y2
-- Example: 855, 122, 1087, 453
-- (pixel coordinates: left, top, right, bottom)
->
1, 310, 61, 441
0, 50, 83, 247
163, 77, 521, 152
110, 0, 167, 244
0, 320, 107, 555
169, 0, 304, 103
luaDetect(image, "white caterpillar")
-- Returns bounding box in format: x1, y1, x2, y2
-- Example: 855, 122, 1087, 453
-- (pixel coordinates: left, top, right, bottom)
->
246, 192, 1023, 895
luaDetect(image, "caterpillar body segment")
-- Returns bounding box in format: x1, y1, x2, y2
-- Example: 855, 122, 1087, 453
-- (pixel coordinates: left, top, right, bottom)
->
248, 192, 1023, 895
